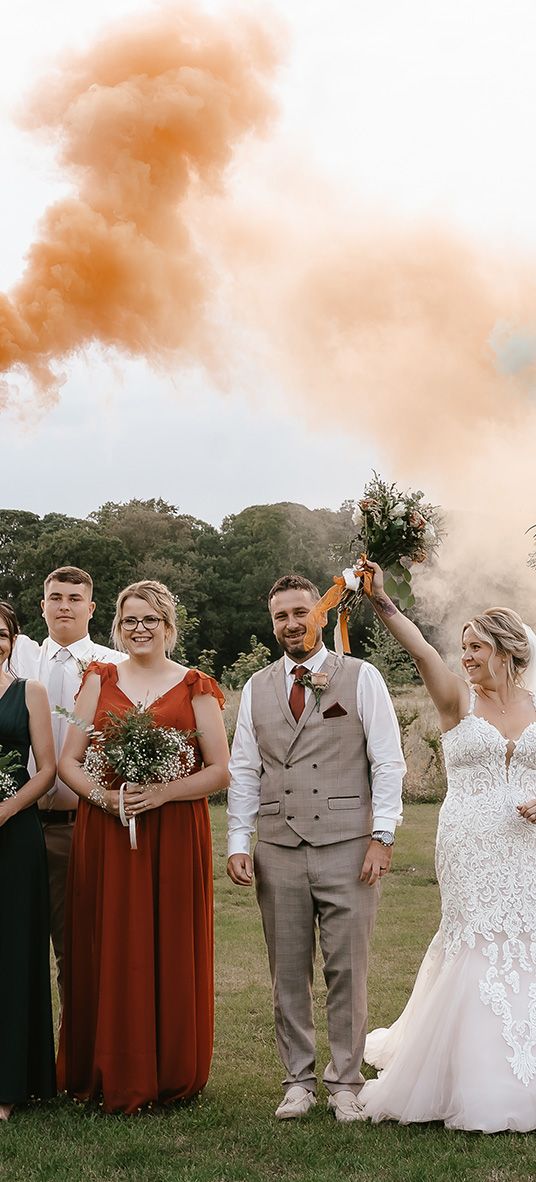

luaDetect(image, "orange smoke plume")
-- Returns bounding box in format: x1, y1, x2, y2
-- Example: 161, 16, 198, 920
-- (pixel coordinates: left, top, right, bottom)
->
207, 173, 536, 490
0, 4, 280, 403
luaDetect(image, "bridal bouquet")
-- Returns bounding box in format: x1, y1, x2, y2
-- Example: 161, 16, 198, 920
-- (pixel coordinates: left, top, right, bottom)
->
350, 473, 443, 608
304, 473, 443, 653
57, 703, 196, 849
0, 747, 21, 802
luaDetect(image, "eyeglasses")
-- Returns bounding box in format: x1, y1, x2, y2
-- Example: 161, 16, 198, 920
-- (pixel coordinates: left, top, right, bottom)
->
120, 615, 163, 631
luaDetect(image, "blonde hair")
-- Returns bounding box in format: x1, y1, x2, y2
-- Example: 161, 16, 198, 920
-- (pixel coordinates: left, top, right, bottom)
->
112, 580, 178, 656
462, 608, 530, 687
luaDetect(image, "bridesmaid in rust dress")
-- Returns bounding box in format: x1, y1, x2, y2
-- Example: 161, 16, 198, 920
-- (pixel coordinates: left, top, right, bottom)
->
57, 580, 229, 1114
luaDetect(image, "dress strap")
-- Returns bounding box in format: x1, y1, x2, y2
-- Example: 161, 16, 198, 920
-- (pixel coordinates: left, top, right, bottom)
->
467, 685, 477, 715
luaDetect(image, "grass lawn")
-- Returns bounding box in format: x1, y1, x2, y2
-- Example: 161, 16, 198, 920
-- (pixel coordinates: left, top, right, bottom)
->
3, 804, 535, 1182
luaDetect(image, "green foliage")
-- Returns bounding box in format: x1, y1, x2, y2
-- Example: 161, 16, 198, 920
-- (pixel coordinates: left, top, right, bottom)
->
197, 649, 217, 676
173, 600, 199, 663
0, 494, 438, 675
221, 635, 271, 690
215, 500, 358, 666
364, 616, 420, 688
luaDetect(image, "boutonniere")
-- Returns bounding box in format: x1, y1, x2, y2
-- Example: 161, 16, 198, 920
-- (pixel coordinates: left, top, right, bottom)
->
294, 669, 329, 711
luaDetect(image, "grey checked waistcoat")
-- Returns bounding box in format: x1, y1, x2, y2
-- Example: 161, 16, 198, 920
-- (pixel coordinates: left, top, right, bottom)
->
250, 652, 372, 846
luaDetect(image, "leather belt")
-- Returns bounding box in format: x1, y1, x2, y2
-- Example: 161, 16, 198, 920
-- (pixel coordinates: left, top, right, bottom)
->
40, 810, 77, 825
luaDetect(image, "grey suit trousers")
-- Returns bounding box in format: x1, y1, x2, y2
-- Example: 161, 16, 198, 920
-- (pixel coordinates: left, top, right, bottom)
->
254, 835, 380, 1095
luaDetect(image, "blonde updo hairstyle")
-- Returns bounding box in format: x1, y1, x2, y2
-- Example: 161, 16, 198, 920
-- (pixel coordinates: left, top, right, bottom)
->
112, 580, 178, 656
462, 608, 530, 688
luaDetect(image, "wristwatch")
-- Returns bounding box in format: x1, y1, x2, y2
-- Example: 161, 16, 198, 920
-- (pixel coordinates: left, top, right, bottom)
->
372, 830, 395, 847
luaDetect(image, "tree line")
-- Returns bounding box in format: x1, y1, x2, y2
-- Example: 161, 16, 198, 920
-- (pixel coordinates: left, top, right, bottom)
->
0, 499, 377, 676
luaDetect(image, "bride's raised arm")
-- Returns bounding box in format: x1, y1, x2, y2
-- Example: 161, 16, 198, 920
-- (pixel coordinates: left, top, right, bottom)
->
363, 561, 466, 730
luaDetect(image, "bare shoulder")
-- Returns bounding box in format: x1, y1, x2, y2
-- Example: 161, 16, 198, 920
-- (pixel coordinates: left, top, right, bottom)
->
24, 680, 47, 695
24, 678, 49, 705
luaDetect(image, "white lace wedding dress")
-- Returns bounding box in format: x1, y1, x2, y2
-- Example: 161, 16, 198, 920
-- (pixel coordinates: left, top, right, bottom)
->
360, 688, 536, 1131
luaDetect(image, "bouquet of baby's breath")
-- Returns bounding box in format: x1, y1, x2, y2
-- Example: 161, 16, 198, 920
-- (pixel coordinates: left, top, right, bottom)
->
84, 704, 196, 788
57, 702, 196, 848
0, 746, 21, 802
350, 473, 443, 608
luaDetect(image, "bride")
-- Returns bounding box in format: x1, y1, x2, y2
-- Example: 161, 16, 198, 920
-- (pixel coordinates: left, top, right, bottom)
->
359, 562, 536, 1133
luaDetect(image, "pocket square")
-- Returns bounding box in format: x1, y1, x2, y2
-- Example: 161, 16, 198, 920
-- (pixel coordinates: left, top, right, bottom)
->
323, 702, 348, 719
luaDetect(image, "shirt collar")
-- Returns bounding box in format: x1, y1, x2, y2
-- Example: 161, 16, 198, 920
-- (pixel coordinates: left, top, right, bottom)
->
47, 635, 93, 660
284, 644, 328, 675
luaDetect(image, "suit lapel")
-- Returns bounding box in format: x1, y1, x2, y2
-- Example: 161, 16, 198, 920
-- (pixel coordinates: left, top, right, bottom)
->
273, 658, 296, 728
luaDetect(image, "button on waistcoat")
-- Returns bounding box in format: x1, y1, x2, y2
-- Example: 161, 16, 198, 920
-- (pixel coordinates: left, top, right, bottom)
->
251, 653, 372, 847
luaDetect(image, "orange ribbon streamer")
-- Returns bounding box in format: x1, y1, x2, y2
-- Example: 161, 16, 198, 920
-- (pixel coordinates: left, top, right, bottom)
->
336, 608, 351, 656
303, 557, 372, 653
303, 576, 346, 651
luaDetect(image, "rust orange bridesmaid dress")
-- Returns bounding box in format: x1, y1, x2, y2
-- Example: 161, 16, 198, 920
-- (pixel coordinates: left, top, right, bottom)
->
57, 663, 223, 1114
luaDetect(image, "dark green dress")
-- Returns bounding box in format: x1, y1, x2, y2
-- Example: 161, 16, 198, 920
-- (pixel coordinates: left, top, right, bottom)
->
0, 680, 56, 1103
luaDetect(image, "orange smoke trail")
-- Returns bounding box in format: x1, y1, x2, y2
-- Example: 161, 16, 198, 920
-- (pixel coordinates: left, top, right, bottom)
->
0, 4, 280, 403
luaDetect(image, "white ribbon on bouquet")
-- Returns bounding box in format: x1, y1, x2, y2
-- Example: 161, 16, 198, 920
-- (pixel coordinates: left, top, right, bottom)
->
119, 782, 138, 850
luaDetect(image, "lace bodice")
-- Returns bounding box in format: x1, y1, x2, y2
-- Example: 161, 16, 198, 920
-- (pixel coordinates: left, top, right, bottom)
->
438, 691, 536, 1084
439, 693, 536, 957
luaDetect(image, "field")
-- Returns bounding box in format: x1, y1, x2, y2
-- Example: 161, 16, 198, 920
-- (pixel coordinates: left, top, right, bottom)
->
2, 804, 535, 1182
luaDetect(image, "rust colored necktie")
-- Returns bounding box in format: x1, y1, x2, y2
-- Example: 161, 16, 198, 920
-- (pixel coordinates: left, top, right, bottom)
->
289, 665, 307, 721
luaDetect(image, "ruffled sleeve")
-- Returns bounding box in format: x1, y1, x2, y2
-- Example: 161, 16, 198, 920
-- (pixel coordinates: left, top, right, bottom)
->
75, 660, 117, 699
184, 668, 225, 710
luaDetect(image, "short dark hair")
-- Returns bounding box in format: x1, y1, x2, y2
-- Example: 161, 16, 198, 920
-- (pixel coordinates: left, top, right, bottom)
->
268, 573, 321, 609
0, 600, 20, 669
44, 567, 94, 597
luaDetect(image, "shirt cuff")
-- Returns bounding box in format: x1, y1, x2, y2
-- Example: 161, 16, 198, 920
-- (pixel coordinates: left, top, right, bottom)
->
228, 832, 252, 858
372, 815, 402, 834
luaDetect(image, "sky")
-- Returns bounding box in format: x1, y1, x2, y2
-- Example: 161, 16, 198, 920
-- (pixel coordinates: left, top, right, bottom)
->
2, 0, 536, 529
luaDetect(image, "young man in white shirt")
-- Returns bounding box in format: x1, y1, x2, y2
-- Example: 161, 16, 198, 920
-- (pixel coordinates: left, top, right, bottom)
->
11, 565, 125, 1001
227, 573, 405, 1123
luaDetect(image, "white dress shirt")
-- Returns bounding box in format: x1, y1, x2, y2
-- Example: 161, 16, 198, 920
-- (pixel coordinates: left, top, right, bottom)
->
227, 645, 405, 856
11, 633, 125, 809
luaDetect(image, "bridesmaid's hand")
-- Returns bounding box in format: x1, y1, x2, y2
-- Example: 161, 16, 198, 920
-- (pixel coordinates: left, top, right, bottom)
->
103, 789, 121, 816
0, 798, 18, 828
124, 785, 166, 816
517, 798, 536, 823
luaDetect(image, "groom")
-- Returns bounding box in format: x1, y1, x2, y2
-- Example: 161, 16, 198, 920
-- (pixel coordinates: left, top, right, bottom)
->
227, 573, 405, 1122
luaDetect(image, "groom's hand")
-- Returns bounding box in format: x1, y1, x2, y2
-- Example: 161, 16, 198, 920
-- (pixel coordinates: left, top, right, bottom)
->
360, 839, 393, 885
227, 853, 254, 885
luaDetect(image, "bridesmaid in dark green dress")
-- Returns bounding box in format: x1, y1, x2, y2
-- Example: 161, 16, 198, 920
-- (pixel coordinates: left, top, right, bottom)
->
0, 602, 57, 1121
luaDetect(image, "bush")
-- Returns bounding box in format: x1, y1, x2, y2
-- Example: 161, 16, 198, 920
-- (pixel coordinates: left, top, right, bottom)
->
221, 635, 271, 690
